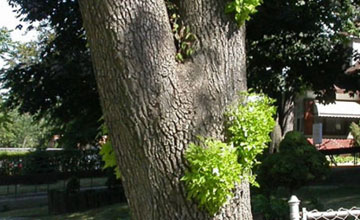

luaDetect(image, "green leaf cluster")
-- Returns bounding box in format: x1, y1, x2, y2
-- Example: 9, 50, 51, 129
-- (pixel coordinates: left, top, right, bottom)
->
181, 139, 241, 215
0, 101, 54, 149
226, 92, 276, 185
225, 0, 263, 26
182, 92, 276, 214
99, 140, 121, 179
0, 27, 13, 56
167, 1, 197, 63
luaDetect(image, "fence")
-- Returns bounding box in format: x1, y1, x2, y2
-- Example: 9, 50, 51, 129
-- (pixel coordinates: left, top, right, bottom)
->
289, 195, 360, 220
0, 149, 109, 206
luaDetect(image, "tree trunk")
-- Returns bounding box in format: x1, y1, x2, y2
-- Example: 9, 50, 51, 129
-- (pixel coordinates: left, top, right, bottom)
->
79, 0, 251, 219
278, 93, 295, 138
269, 117, 282, 153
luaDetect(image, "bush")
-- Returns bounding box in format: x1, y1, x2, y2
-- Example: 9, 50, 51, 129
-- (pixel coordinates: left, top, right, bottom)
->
252, 194, 289, 220
105, 168, 122, 189
66, 176, 80, 194
0, 149, 105, 185
22, 150, 57, 175
0, 152, 28, 176
257, 131, 330, 194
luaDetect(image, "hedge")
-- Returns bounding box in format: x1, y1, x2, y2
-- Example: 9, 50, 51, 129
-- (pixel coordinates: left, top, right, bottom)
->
0, 149, 105, 185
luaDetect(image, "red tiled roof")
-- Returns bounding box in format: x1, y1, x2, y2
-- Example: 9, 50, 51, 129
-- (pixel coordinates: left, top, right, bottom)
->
307, 138, 356, 151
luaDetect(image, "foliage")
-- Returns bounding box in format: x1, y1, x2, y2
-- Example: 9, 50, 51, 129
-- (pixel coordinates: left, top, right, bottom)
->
257, 131, 330, 193
0, 107, 53, 148
252, 194, 289, 220
0, 149, 103, 180
1, 0, 263, 148
66, 176, 80, 194
182, 92, 276, 214
226, 92, 276, 185
105, 168, 122, 189
277, 130, 309, 150
2, 0, 102, 148
166, 1, 196, 62
99, 140, 121, 179
0, 97, 53, 149
225, 0, 263, 26
0, 27, 14, 56
332, 155, 359, 165
350, 122, 360, 146
246, 0, 360, 134
181, 139, 242, 215
22, 149, 57, 176
0, 151, 29, 157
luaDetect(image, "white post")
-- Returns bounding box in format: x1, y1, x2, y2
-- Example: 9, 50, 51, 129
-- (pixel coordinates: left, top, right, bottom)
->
289, 195, 301, 220
302, 207, 307, 220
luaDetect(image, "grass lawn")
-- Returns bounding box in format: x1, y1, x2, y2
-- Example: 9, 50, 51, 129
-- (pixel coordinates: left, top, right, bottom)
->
297, 185, 360, 210
295, 166, 360, 211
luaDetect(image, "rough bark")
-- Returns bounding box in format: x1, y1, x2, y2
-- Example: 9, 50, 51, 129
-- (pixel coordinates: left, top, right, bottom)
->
278, 94, 295, 137
280, 98, 295, 137
269, 117, 282, 153
79, 0, 250, 219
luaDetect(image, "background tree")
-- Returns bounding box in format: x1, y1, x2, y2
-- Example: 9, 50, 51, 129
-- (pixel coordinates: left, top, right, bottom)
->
7, 0, 359, 149
246, 0, 360, 142
0, 104, 53, 148
0, 27, 13, 56
1, 0, 102, 148
79, 0, 253, 219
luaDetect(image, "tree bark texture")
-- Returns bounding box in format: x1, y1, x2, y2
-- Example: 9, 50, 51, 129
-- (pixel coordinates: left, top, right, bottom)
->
79, 0, 250, 219
278, 94, 295, 138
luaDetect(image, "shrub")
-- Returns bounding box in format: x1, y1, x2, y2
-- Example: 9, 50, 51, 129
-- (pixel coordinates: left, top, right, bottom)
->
22, 149, 57, 176
0, 149, 104, 185
252, 194, 289, 220
66, 176, 80, 194
257, 131, 330, 194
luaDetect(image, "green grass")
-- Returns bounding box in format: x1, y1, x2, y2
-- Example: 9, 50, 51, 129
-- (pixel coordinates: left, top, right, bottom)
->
296, 185, 360, 210
294, 167, 360, 211
0, 151, 30, 156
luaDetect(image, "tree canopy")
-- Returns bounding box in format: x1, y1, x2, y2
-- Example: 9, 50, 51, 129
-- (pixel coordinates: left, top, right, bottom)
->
0, 101, 53, 148
246, 0, 360, 135
1, 0, 102, 147
4, 0, 360, 145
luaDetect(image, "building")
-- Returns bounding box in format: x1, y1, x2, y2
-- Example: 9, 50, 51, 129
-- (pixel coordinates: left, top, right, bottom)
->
294, 38, 360, 154
295, 89, 360, 154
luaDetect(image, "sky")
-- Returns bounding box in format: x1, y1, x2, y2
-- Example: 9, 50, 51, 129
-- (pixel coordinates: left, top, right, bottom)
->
0, 0, 38, 43
0, 0, 39, 92
0, 0, 38, 69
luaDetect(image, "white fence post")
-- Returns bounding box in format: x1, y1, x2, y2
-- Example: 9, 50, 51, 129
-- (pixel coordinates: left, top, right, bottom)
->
302, 207, 307, 220
289, 195, 301, 220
